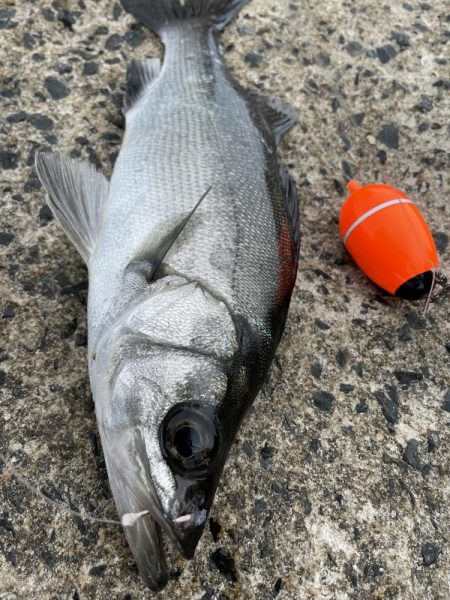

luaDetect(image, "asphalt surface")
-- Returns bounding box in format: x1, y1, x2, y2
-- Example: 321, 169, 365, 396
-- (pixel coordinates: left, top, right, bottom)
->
1, 1, 449, 598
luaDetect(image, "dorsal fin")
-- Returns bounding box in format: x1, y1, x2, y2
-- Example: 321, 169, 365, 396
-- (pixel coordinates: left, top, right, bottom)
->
35, 152, 109, 263
124, 58, 161, 113
254, 95, 297, 144
279, 166, 300, 263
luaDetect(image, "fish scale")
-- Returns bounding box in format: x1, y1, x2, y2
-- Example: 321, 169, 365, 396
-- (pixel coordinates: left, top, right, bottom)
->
35, 0, 299, 591
93, 34, 276, 338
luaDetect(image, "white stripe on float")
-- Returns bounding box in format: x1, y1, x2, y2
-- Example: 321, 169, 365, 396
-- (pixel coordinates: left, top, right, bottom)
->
343, 199, 413, 245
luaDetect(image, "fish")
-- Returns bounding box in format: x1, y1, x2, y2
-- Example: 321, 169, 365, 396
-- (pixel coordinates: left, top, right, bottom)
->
35, 0, 299, 591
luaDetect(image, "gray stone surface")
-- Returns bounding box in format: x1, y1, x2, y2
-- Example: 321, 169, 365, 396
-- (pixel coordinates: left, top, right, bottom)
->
1, 1, 449, 598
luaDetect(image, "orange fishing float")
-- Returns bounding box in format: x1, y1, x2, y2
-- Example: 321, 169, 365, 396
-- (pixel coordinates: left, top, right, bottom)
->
339, 180, 439, 299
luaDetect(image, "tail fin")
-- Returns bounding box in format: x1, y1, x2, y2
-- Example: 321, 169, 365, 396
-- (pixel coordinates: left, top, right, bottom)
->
120, 0, 250, 34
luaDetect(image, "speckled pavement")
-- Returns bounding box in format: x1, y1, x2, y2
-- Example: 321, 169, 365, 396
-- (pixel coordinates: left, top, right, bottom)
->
1, 1, 449, 598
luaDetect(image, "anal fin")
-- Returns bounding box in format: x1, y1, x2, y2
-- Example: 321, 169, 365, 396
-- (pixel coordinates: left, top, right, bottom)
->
124, 58, 161, 113
35, 152, 109, 263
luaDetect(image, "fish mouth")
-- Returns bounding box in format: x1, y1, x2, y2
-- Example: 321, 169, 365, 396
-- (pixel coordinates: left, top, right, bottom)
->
104, 428, 211, 590
166, 482, 211, 560
122, 506, 168, 591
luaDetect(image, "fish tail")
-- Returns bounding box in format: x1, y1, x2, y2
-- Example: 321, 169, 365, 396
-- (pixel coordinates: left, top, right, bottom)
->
120, 0, 250, 34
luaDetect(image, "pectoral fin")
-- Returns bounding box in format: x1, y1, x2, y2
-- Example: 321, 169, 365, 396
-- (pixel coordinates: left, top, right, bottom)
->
35, 152, 109, 263
125, 187, 211, 284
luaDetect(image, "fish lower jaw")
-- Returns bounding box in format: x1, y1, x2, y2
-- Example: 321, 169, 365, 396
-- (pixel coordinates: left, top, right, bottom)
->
121, 504, 208, 589
172, 508, 207, 527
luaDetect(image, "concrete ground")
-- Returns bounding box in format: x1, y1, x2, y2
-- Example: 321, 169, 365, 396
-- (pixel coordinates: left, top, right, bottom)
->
0, 0, 449, 598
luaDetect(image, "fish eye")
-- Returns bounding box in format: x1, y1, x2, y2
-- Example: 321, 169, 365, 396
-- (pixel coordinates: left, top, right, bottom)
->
160, 405, 219, 477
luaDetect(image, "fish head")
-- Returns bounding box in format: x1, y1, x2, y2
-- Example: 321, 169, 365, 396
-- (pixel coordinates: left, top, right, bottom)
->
100, 350, 234, 587
95, 282, 246, 589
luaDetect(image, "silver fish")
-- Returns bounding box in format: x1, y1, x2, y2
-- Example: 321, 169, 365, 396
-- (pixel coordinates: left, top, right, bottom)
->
36, 0, 299, 590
